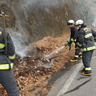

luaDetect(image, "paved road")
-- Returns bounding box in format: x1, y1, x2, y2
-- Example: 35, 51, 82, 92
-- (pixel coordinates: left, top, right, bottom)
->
46, 50, 96, 96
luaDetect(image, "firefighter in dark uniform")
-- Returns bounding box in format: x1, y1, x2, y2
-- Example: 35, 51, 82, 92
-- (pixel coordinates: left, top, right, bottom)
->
67, 20, 82, 62
0, 27, 19, 95
75, 19, 96, 76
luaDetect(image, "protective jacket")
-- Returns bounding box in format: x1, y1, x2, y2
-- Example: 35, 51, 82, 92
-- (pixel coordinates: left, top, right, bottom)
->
70, 26, 79, 43
0, 27, 15, 70
77, 27, 96, 52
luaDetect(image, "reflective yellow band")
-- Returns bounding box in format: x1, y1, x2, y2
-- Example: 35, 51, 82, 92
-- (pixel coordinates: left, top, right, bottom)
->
74, 55, 79, 58
83, 28, 91, 32
0, 63, 13, 70
79, 52, 82, 55
85, 33, 92, 38
8, 54, 15, 60
85, 67, 91, 71
0, 43, 5, 49
71, 38, 74, 42
76, 42, 82, 47
2, 14, 10, 17
82, 48, 86, 52
82, 46, 96, 52
87, 46, 96, 50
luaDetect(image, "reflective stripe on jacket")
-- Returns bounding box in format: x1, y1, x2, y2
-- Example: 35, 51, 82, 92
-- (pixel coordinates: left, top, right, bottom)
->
0, 43, 5, 49
0, 27, 15, 70
0, 63, 13, 70
8, 54, 15, 60
82, 46, 96, 52
77, 27, 96, 52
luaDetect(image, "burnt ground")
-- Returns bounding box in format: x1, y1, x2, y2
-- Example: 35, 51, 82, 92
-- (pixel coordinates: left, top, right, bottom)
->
0, 33, 75, 96
0, 0, 92, 96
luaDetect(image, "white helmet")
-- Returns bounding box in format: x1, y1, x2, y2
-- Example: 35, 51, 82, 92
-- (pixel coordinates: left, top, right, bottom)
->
75, 20, 84, 25
67, 20, 74, 25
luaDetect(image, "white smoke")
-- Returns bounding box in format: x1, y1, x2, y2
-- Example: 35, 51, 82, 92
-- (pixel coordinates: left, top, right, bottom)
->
25, 0, 58, 5
23, 0, 66, 8
75, 0, 96, 25
92, 17, 96, 27
10, 31, 29, 58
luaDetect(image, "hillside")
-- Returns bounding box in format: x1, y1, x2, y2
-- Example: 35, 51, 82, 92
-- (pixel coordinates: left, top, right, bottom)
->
0, 0, 89, 96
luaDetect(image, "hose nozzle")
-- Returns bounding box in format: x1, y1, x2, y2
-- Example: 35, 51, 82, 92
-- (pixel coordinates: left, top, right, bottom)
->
0, 10, 10, 17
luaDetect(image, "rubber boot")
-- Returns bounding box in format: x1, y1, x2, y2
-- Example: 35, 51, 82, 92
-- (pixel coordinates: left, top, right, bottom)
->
82, 70, 92, 76
70, 57, 78, 62
80, 68, 85, 73
78, 55, 82, 58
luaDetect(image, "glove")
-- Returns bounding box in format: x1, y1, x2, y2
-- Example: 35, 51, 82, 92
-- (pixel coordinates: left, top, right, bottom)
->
67, 40, 72, 44
67, 40, 70, 43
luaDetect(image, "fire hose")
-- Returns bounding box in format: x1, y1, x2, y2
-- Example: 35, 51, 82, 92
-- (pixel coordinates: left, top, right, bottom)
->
13, 47, 78, 72
48, 47, 77, 60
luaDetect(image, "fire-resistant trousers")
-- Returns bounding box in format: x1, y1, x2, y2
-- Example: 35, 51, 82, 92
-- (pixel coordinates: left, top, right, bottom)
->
74, 44, 82, 58
0, 70, 19, 96
82, 50, 94, 73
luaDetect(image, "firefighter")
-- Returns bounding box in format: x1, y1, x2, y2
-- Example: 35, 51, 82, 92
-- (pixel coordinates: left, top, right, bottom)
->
0, 27, 19, 95
67, 20, 82, 62
75, 19, 96, 76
